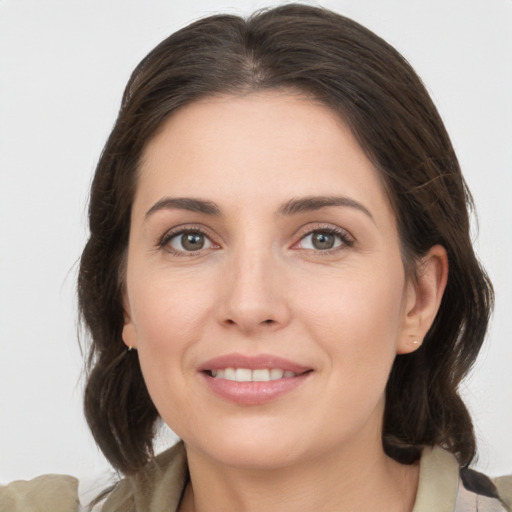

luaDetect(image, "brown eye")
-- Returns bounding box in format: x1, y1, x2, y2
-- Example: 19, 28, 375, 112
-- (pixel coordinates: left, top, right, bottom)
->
311, 232, 336, 250
169, 231, 212, 252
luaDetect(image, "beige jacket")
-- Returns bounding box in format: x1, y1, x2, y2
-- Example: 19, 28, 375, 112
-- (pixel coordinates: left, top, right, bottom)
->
1, 443, 511, 512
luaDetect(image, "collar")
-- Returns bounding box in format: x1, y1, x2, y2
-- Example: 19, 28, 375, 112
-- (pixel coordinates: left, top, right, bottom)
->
412, 445, 459, 512
103, 443, 460, 512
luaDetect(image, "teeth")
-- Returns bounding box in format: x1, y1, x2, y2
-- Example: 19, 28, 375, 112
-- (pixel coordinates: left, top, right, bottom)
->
224, 368, 235, 381
210, 368, 297, 382
253, 369, 270, 381
270, 369, 284, 380
235, 368, 252, 382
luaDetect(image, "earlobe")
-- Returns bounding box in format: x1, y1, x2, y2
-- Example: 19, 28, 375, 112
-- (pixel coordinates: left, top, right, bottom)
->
397, 245, 448, 355
122, 322, 137, 350
122, 301, 138, 349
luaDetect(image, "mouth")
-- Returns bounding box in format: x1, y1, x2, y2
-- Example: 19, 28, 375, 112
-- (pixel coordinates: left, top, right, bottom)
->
207, 368, 300, 382
198, 354, 313, 405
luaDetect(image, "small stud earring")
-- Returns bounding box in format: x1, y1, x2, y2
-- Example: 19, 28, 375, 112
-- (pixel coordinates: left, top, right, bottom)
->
412, 340, 421, 345
128, 346, 134, 351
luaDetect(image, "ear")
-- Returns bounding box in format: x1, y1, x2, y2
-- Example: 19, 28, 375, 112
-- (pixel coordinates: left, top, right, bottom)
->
121, 297, 138, 350
397, 245, 448, 355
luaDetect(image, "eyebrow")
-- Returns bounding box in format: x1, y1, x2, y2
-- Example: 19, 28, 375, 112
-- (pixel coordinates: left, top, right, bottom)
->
145, 197, 222, 218
145, 195, 373, 221
278, 196, 374, 221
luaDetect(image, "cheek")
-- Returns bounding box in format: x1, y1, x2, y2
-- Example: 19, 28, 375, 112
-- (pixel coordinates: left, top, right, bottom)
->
299, 261, 406, 370
125, 271, 215, 406
126, 285, 210, 439
128, 268, 213, 349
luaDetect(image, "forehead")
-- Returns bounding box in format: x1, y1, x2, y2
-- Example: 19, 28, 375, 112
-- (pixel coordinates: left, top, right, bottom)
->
135, 91, 394, 223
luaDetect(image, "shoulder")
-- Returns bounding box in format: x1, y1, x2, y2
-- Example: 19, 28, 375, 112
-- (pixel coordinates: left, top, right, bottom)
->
415, 446, 512, 512
100, 441, 188, 512
0, 474, 80, 512
458, 467, 512, 512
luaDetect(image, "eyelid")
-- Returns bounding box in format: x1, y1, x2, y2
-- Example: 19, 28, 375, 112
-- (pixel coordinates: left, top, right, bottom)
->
291, 223, 355, 251
157, 224, 221, 254
156, 222, 354, 255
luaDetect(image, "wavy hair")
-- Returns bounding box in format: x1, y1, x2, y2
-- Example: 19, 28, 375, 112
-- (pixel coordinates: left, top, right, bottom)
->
78, 4, 493, 474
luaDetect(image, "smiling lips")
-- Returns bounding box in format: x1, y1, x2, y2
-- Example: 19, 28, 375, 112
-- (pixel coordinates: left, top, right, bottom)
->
211, 368, 298, 381
199, 354, 312, 405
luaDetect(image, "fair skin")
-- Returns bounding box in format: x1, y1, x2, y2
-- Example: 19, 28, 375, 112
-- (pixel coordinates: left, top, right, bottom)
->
122, 91, 448, 512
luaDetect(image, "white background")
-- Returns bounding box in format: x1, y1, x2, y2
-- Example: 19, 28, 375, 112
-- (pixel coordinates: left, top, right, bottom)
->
1, 0, 511, 482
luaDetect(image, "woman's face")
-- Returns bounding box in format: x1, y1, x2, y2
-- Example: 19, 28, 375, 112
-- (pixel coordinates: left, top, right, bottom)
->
123, 92, 423, 469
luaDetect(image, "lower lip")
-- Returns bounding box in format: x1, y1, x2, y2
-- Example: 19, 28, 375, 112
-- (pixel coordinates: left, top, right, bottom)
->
201, 372, 311, 405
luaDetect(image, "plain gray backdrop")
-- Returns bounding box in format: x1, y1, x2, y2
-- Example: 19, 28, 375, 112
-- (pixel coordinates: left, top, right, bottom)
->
1, 0, 511, 482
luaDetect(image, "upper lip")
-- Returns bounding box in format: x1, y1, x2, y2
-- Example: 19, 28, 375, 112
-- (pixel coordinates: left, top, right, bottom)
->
198, 353, 311, 374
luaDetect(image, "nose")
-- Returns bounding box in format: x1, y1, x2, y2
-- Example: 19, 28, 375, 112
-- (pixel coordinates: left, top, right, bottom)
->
216, 246, 291, 335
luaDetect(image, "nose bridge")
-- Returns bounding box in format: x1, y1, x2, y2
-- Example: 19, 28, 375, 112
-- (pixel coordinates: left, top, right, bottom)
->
218, 236, 289, 332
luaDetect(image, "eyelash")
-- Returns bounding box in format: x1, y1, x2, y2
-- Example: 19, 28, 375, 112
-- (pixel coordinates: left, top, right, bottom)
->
293, 224, 355, 254
157, 224, 355, 256
158, 225, 217, 256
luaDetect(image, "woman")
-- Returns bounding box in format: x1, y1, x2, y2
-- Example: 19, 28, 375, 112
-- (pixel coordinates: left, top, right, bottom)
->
1, 4, 510, 511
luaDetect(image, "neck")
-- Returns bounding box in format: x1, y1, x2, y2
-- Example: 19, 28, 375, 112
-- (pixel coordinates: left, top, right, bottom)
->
179, 439, 419, 512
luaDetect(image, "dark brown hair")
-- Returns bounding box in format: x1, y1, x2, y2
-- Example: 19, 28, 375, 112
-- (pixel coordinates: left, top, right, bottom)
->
79, 4, 493, 474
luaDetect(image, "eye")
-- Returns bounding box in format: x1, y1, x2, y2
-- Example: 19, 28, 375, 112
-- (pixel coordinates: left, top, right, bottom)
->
164, 230, 216, 253
296, 227, 353, 251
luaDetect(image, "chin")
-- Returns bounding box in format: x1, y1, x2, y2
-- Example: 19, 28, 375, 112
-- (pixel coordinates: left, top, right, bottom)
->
208, 444, 302, 470
182, 423, 311, 470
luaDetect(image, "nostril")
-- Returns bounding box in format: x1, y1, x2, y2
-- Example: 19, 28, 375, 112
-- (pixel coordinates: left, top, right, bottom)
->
222, 317, 279, 331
